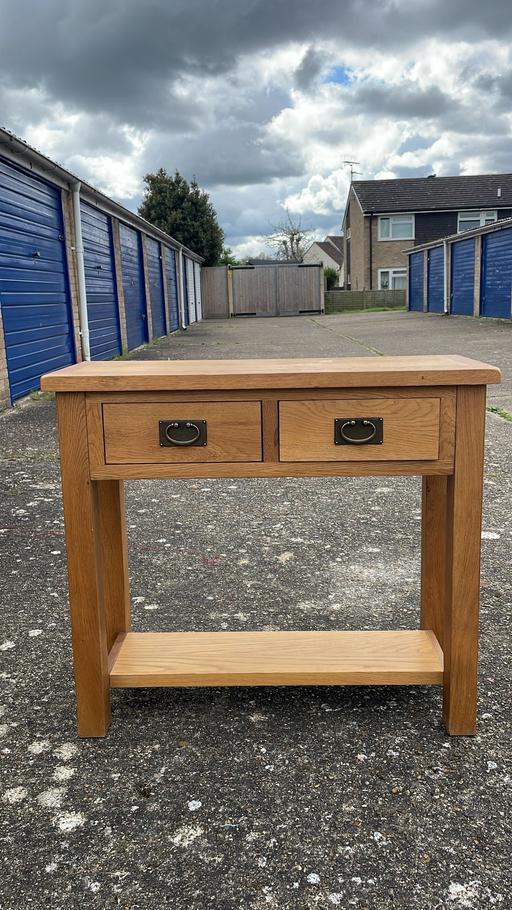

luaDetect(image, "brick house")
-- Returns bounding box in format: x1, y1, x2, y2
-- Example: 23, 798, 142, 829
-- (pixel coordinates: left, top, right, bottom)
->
342, 174, 512, 291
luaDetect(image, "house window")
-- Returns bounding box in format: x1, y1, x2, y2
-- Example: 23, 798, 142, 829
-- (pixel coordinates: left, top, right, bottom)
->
457, 210, 497, 232
378, 214, 415, 241
378, 268, 407, 290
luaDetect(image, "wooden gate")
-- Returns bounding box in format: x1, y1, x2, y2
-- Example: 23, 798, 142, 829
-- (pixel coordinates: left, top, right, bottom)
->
201, 264, 323, 318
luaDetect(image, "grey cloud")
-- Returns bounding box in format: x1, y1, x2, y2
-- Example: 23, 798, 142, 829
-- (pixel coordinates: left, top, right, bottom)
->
2, 0, 512, 253
347, 83, 452, 119
2, 0, 512, 132
294, 47, 324, 91
145, 120, 304, 188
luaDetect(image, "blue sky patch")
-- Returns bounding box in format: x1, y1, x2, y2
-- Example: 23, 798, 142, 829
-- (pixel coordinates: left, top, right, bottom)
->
322, 65, 352, 86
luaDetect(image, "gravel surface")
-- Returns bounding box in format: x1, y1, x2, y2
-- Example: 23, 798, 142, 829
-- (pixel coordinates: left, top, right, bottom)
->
0, 312, 510, 909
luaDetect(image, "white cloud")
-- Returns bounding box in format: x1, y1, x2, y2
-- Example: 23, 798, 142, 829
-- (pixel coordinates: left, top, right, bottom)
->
284, 170, 349, 215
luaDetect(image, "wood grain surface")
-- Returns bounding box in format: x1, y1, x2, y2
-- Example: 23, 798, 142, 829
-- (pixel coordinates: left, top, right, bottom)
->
443, 385, 486, 735
109, 630, 444, 688
103, 400, 262, 464
279, 397, 440, 462
41, 354, 502, 392
56, 393, 111, 736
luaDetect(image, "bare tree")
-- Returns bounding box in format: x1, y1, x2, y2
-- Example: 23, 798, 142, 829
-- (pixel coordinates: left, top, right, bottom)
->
265, 209, 313, 261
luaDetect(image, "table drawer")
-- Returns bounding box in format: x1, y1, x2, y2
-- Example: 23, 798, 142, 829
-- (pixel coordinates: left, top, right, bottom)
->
103, 401, 262, 464
279, 398, 440, 462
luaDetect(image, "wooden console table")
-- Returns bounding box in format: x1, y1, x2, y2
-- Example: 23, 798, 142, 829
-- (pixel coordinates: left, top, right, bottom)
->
41, 355, 501, 737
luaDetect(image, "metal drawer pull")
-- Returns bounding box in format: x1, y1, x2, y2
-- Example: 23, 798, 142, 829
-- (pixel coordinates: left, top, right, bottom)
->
159, 420, 207, 447
334, 417, 383, 446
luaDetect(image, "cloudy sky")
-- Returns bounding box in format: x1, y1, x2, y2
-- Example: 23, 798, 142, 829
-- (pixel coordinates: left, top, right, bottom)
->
1, 0, 511, 257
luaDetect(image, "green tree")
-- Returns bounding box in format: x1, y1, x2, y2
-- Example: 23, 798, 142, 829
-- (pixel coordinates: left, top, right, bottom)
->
218, 247, 241, 266
324, 266, 338, 290
138, 168, 224, 266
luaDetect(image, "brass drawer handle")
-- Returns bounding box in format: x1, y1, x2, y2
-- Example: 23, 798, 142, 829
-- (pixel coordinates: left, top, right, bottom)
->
159, 420, 207, 447
334, 417, 383, 446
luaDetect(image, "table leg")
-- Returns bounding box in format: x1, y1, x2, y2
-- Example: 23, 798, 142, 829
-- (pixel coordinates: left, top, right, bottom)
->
420, 475, 448, 650
57, 393, 110, 737
442, 386, 486, 735
96, 481, 131, 651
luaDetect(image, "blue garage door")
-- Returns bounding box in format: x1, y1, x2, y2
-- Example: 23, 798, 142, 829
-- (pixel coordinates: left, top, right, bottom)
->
408, 251, 424, 311
427, 246, 444, 313
80, 203, 121, 359
164, 247, 179, 332
119, 223, 148, 349
0, 157, 74, 401
146, 238, 166, 338
450, 238, 475, 316
481, 228, 512, 319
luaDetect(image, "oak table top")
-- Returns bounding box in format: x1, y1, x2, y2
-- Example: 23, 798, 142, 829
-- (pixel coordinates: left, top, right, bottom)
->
41, 354, 502, 392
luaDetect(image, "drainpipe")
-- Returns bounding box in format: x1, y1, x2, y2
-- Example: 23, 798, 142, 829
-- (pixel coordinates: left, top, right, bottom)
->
71, 182, 91, 360
443, 240, 449, 314
178, 247, 187, 329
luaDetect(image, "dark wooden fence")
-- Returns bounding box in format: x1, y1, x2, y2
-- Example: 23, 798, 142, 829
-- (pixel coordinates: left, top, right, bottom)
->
325, 290, 406, 313
202, 264, 324, 318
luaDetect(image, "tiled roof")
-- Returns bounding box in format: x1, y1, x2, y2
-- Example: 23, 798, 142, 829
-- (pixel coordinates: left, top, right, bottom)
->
314, 241, 344, 267
352, 174, 512, 213
326, 235, 344, 253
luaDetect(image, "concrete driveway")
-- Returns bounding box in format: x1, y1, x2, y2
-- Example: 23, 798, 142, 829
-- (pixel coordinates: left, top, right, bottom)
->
1, 312, 510, 909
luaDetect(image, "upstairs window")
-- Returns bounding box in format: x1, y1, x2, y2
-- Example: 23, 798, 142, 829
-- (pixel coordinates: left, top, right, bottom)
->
378, 214, 415, 241
458, 210, 497, 232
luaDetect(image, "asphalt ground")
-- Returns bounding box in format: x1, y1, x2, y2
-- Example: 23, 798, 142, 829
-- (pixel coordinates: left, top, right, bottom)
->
0, 311, 511, 910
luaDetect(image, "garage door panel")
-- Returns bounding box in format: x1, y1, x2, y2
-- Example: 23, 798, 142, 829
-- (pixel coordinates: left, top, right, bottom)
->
164, 247, 179, 332
119, 222, 148, 349
0, 156, 75, 401
0, 273, 67, 294
0, 228, 67, 262
427, 246, 444, 313
0, 160, 59, 203
450, 238, 475, 316
80, 202, 121, 360
146, 238, 166, 338
2, 304, 72, 337
481, 229, 512, 319
0, 206, 64, 239
408, 252, 424, 311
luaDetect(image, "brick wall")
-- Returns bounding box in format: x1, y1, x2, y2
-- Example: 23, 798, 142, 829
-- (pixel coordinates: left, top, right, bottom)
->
371, 217, 409, 288
348, 196, 368, 290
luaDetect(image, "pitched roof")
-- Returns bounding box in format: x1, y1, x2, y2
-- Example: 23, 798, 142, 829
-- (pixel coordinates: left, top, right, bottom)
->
326, 235, 344, 253
314, 241, 344, 267
351, 174, 512, 213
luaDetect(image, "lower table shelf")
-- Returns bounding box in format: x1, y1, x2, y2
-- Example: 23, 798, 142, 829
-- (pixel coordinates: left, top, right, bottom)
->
109, 629, 443, 688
